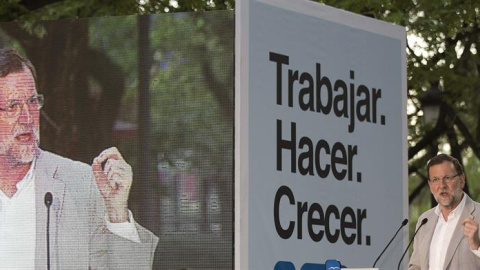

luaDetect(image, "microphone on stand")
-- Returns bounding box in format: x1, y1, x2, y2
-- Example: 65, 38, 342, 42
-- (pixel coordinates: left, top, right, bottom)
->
44, 192, 53, 270
372, 218, 408, 267
397, 218, 428, 270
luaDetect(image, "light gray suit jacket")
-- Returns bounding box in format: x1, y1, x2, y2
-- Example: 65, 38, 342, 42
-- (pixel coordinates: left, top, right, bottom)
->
408, 194, 480, 270
33, 150, 159, 269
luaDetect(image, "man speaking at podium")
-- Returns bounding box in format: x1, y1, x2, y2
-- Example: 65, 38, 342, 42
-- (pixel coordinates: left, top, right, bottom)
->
409, 154, 480, 269
0, 49, 158, 269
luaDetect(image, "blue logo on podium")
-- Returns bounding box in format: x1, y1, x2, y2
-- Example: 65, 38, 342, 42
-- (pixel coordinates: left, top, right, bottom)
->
274, 260, 344, 270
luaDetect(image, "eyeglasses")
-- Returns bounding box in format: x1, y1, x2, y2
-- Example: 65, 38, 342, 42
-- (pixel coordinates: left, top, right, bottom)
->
428, 173, 462, 185
0, 94, 44, 118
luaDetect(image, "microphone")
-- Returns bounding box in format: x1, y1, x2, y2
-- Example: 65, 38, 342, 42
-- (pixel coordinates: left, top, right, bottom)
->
45, 192, 53, 270
397, 218, 428, 270
44, 192, 53, 207
372, 218, 408, 267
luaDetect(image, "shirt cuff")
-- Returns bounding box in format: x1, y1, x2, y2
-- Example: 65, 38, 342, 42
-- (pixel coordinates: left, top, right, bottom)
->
471, 246, 480, 258
105, 210, 141, 243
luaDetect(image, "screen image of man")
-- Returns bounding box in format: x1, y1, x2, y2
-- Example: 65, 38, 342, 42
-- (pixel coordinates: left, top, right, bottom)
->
0, 49, 158, 269
409, 153, 480, 269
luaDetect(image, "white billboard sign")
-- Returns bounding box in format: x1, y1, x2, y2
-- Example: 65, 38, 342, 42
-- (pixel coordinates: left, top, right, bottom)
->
235, 0, 407, 269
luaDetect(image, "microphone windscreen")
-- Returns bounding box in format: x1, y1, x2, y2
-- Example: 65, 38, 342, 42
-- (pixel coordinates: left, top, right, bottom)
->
44, 192, 53, 207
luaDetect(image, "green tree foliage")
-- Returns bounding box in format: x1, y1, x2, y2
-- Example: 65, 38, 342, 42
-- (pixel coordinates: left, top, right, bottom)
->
0, 0, 234, 22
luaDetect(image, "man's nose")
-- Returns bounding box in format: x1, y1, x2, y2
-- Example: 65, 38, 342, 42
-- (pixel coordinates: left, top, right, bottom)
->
17, 103, 34, 123
439, 179, 448, 187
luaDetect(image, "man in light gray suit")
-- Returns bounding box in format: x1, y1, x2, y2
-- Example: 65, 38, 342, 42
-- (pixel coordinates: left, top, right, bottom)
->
0, 49, 158, 269
409, 154, 480, 269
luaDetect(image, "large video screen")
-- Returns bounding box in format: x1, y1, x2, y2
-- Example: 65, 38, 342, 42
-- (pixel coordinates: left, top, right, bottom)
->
0, 11, 233, 269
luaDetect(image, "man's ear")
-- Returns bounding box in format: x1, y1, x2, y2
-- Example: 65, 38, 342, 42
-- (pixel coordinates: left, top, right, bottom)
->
460, 173, 466, 188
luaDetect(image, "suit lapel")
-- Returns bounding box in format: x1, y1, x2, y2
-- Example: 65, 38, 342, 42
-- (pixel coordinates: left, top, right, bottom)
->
442, 195, 474, 270
34, 151, 66, 270
422, 211, 439, 269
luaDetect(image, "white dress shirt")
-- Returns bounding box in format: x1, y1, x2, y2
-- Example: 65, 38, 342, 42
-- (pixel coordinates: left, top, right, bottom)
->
106, 210, 141, 243
0, 162, 36, 270
429, 194, 466, 270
